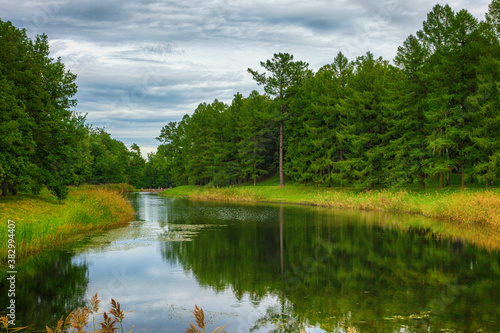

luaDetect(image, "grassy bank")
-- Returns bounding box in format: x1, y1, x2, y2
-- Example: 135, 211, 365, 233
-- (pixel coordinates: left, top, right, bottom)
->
161, 177, 500, 233
0, 184, 135, 259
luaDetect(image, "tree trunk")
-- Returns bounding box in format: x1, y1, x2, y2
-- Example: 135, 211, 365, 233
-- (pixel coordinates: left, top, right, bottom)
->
304, 179, 307, 187
420, 173, 425, 189
1, 182, 7, 196
446, 172, 450, 186
279, 118, 284, 187
486, 178, 490, 189
461, 165, 465, 188
439, 173, 443, 188
254, 178, 256, 186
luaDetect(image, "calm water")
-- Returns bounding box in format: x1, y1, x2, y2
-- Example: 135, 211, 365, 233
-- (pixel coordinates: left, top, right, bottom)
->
2, 193, 500, 332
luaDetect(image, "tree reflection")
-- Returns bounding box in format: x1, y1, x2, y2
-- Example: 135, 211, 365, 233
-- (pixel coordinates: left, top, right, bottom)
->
0, 251, 89, 330
159, 200, 500, 332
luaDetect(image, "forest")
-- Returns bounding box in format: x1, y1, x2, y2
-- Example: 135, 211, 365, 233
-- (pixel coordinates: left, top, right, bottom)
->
157, 2, 500, 190
1, 1, 500, 201
0, 19, 156, 200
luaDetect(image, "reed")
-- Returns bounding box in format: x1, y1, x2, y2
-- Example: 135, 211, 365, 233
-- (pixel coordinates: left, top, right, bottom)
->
190, 187, 265, 202
0, 186, 135, 259
43, 294, 133, 333
186, 305, 227, 333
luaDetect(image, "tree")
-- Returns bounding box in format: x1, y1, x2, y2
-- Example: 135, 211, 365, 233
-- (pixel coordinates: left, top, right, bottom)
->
238, 91, 273, 186
248, 53, 309, 187
485, 0, 500, 42
157, 115, 191, 186
88, 129, 129, 184
391, 34, 430, 188
336, 52, 393, 189
127, 143, 146, 187
142, 151, 172, 189
0, 19, 86, 200
418, 6, 483, 188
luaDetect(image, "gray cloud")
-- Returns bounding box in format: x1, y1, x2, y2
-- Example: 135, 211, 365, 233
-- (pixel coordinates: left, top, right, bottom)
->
0, 0, 491, 157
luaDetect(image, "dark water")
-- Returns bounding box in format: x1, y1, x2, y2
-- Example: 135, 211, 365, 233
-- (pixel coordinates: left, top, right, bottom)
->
2, 193, 500, 332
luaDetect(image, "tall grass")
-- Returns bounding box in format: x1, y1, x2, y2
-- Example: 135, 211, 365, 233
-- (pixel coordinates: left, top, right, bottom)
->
162, 185, 500, 232
0, 186, 134, 259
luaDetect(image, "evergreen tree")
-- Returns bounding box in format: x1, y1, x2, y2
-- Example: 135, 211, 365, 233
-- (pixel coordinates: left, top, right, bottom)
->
237, 91, 273, 186
248, 53, 310, 187
391, 34, 430, 188
337, 52, 393, 189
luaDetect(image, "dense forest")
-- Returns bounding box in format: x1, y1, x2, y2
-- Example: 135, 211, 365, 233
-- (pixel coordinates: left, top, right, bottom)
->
157, 1, 500, 189
1, 1, 499, 200
0, 20, 155, 200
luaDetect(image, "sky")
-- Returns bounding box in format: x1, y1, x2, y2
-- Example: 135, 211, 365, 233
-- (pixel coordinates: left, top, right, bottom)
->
1, 0, 492, 157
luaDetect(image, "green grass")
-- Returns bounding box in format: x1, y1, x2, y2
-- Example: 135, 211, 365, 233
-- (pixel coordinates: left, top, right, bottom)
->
0, 184, 135, 259
160, 175, 500, 233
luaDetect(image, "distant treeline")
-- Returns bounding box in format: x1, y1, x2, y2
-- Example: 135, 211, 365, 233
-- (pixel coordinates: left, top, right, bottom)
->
157, 2, 500, 189
0, 20, 163, 200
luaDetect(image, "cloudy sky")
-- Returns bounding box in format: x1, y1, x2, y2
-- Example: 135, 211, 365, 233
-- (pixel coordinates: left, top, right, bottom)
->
1, 0, 491, 157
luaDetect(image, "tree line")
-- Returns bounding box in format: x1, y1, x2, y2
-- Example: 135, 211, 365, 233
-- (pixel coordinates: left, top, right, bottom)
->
0, 20, 165, 200
157, 1, 500, 189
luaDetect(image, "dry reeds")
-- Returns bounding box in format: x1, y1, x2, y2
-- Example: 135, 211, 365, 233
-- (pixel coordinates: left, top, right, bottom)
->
43, 294, 133, 333
186, 305, 227, 333
190, 187, 264, 203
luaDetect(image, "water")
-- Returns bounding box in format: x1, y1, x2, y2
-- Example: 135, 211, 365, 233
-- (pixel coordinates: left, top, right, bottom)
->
2, 193, 500, 332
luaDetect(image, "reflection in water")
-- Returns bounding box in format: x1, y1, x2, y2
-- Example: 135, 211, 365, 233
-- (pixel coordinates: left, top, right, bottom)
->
1, 193, 499, 332
159, 196, 500, 332
0, 251, 89, 330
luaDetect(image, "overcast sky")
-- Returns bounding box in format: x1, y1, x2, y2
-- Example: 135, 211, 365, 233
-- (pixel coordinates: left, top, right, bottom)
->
1, 0, 491, 157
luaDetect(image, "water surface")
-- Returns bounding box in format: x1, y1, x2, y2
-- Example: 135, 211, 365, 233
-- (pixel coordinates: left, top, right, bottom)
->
2, 193, 499, 332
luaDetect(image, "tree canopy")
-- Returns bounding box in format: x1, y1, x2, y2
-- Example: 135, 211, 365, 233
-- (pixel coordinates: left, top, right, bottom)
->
157, 1, 500, 189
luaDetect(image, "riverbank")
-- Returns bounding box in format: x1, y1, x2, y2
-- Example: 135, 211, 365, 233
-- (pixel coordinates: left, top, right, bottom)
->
0, 184, 135, 259
160, 180, 500, 234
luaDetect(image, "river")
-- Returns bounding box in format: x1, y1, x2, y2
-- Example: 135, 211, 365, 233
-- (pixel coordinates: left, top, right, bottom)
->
2, 193, 500, 332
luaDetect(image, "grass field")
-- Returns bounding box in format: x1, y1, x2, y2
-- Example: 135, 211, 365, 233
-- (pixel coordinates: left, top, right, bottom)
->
161, 175, 500, 233
0, 184, 135, 259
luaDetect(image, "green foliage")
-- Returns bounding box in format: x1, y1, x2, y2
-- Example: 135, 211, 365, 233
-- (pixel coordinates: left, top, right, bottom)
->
159, 1, 500, 190
156, 94, 277, 188
0, 20, 89, 201
88, 129, 130, 185
248, 53, 310, 187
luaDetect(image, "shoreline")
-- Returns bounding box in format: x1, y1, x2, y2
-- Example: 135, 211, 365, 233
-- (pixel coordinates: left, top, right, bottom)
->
160, 184, 500, 235
160, 184, 500, 251
0, 185, 135, 261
